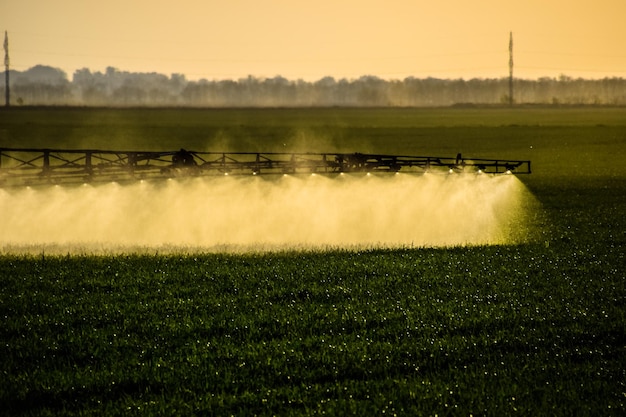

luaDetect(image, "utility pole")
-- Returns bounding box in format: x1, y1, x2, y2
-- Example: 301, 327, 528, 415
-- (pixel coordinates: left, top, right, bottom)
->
4, 30, 9, 107
508, 31, 514, 106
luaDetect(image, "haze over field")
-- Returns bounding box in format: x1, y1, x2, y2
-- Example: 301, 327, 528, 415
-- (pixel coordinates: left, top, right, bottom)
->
0, 174, 535, 254
3, 0, 626, 81
6, 65, 626, 106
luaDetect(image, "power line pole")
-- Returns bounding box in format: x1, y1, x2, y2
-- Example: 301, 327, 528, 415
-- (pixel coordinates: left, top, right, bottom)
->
4, 30, 9, 107
508, 31, 514, 106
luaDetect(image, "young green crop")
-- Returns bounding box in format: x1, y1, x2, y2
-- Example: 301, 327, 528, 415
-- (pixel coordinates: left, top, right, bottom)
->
1, 224, 624, 415
0, 107, 625, 415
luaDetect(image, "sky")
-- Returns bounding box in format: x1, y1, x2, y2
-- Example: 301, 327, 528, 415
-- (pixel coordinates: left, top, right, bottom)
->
3, 0, 626, 81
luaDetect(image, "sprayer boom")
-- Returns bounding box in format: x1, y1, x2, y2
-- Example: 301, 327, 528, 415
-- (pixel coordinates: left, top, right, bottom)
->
0, 148, 530, 186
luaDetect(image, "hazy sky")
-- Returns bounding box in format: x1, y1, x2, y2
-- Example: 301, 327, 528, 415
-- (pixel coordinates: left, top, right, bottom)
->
3, 0, 625, 81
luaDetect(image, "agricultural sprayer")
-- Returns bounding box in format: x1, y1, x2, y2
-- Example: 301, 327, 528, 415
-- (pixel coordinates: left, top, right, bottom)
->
0, 148, 531, 186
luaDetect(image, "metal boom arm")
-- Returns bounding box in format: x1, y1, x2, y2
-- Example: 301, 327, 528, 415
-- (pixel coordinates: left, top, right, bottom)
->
0, 148, 531, 186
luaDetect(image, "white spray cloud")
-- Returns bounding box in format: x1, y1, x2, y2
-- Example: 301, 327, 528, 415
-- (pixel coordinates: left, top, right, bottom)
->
0, 173, 536, 254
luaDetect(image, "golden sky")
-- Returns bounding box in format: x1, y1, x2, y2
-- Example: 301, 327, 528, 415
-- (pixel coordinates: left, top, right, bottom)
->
3, 0, 626, 81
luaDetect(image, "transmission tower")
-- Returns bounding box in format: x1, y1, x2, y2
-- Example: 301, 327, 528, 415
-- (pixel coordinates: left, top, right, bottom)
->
3, 31, 8, 107
508, 31, 513, 106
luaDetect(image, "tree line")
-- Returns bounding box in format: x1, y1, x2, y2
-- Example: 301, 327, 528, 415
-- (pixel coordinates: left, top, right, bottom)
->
3, 65, 626, 107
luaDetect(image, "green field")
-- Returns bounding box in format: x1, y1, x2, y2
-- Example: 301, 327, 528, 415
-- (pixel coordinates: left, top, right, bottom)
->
2, 106, 626, 178
0, 107, 625, 415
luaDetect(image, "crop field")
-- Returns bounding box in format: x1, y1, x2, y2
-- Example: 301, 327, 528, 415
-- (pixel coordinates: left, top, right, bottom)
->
0, 107, 625, 415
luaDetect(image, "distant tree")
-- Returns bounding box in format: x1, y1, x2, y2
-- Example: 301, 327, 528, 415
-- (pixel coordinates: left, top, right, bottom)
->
16, 65, 67, 85
354, 75, 388, 106
12, 65, 71, 104
112, 82, 147, 105
4, 64, 626, 106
